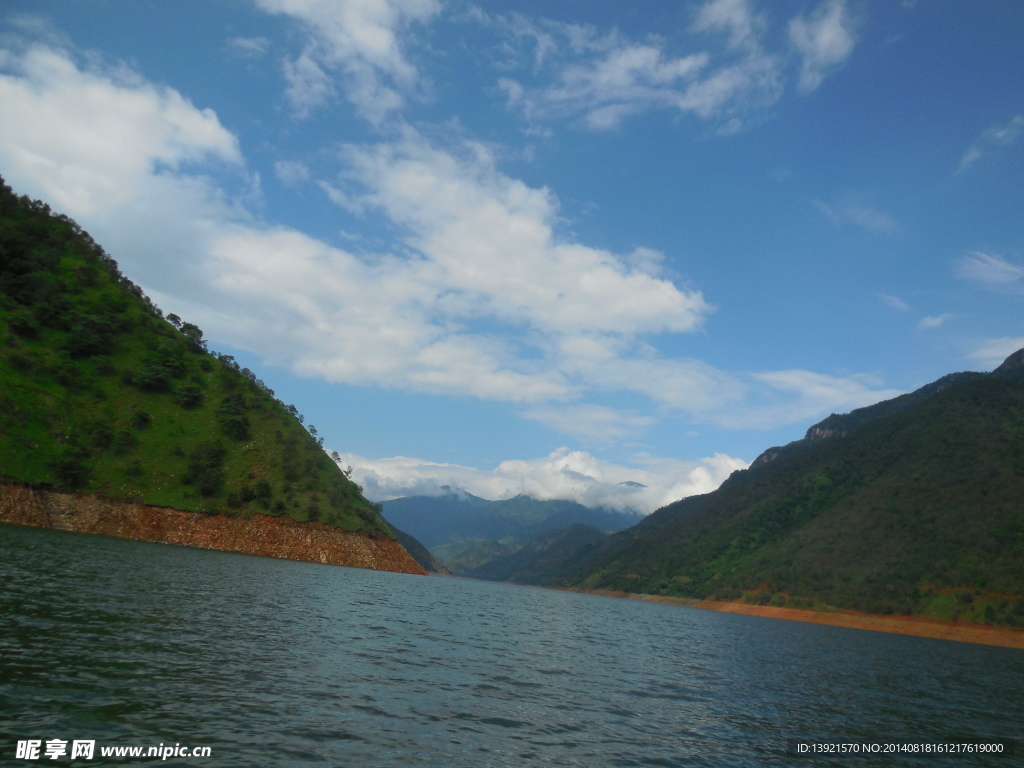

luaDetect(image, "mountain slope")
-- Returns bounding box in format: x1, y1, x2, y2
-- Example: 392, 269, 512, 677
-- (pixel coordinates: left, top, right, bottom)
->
380, 491, 642, 550
387, 523, 452, 575
0, 176, 395, 542
563, 361, 1024, 624
470, 523, 610, 585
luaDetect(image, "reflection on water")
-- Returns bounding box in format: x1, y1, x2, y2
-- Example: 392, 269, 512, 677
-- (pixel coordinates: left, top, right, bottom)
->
1, 525, 1021, 767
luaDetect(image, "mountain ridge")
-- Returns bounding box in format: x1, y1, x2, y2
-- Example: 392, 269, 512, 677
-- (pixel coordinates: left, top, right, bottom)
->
478, 356, 1024, 627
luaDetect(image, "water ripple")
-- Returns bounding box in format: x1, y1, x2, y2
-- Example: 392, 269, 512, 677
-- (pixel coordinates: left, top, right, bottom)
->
2, 526, 1022, 767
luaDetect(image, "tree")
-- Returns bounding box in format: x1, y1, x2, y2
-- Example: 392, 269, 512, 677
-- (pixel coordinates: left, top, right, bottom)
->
179, 322, 206, 353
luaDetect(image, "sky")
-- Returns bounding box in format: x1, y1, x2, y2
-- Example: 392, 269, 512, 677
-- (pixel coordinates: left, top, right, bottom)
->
1, 0, 1022, 513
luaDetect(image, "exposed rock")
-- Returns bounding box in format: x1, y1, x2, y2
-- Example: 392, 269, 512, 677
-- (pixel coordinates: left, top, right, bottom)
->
804, 425, 848, 441
0, 484, 426, 575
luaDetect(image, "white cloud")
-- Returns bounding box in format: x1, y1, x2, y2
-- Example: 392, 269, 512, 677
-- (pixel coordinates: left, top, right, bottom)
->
0, 37, 901, 441
0, 44, 241, 217
488, 0, 862, 131
227, 36, 271, 57
958, 251, 1024, 287
487, 4, 783, 131
967, 337, 1024, 369
274, 159, 311, 186
520, 404, 655, 443
253, 0, 440, 123
918, 313, 953, 330
335, 129, 711, 335
336, 447, 749, 513
788, 0, 857, 93
542, 44, 711, 129
957, 115, 1024, 173
812, 198, 897, 234
881, 294, 911, 312
738, 369, 902, 429
693, 0, 765, 52
281, 47, 335, 117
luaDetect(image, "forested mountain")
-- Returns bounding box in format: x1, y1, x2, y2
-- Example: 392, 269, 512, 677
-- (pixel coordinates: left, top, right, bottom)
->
469, 523, 611, 584
0, 175, 389, 536
380, 490, 643, 573
558, 359, 1024, 624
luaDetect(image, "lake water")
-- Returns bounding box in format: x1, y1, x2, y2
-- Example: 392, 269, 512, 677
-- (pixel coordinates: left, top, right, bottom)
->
1, 525, 1021, 767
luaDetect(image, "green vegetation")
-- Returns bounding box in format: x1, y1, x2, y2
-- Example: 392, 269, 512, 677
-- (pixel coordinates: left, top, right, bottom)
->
0, 176, 388, 535
430, 539, 515, 576
564, 366, 1024, 623
470, 523, 610, 585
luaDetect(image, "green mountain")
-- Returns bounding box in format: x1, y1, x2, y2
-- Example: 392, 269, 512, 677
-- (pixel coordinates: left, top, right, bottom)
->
0, 176, 388, 535
469, 523, 610, 584
429, 539, 515, 576
380, 490, 643, 572
388, 524, 452, 575
549, 359, 1024, 625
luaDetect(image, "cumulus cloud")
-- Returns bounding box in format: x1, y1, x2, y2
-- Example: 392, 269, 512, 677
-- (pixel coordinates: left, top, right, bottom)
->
334, 129, 711, 335
957, 115, 1024, 173
253, 0, 440, 123
0, 36, 901, 441
0, 44, 241, 217
336, 447, 749, 513
788, 0, 857, 93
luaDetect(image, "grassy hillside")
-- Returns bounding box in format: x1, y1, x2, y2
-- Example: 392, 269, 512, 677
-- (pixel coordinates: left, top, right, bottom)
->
0, 176, 388, 535
567, 370, 1024, 625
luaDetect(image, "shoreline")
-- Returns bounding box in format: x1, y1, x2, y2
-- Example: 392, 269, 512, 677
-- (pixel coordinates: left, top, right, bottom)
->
0, 484, 426, 576
571, 589, 1024, 650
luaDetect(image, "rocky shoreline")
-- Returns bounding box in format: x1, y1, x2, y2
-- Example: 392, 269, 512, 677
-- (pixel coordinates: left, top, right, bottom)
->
0, 484, 427, 576
574, 589, 1024, 650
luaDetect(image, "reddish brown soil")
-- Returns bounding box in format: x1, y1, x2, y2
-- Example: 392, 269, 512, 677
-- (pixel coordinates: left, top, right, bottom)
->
0, 484, 426, 575
576, 589, 1024, 650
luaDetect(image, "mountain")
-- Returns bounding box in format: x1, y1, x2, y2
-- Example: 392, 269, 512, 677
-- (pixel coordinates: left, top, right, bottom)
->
533, 358, 1024, 626
388, 524, 452, 575
469, 523, 610, 584
750, 371, 987, 469
0, 176, 422, 574
380, 491, 643, 572
429, 539, 514, 575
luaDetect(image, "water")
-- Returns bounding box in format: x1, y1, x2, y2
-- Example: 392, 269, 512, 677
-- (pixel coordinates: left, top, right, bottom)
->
1, 526, 1021, 767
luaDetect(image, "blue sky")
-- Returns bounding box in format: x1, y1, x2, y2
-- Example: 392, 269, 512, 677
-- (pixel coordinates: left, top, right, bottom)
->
1, 0, 1022, 512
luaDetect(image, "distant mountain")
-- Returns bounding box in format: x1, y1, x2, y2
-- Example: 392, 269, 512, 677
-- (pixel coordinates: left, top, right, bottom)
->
380, 492, 643, 571
504, 353, 1024, 626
